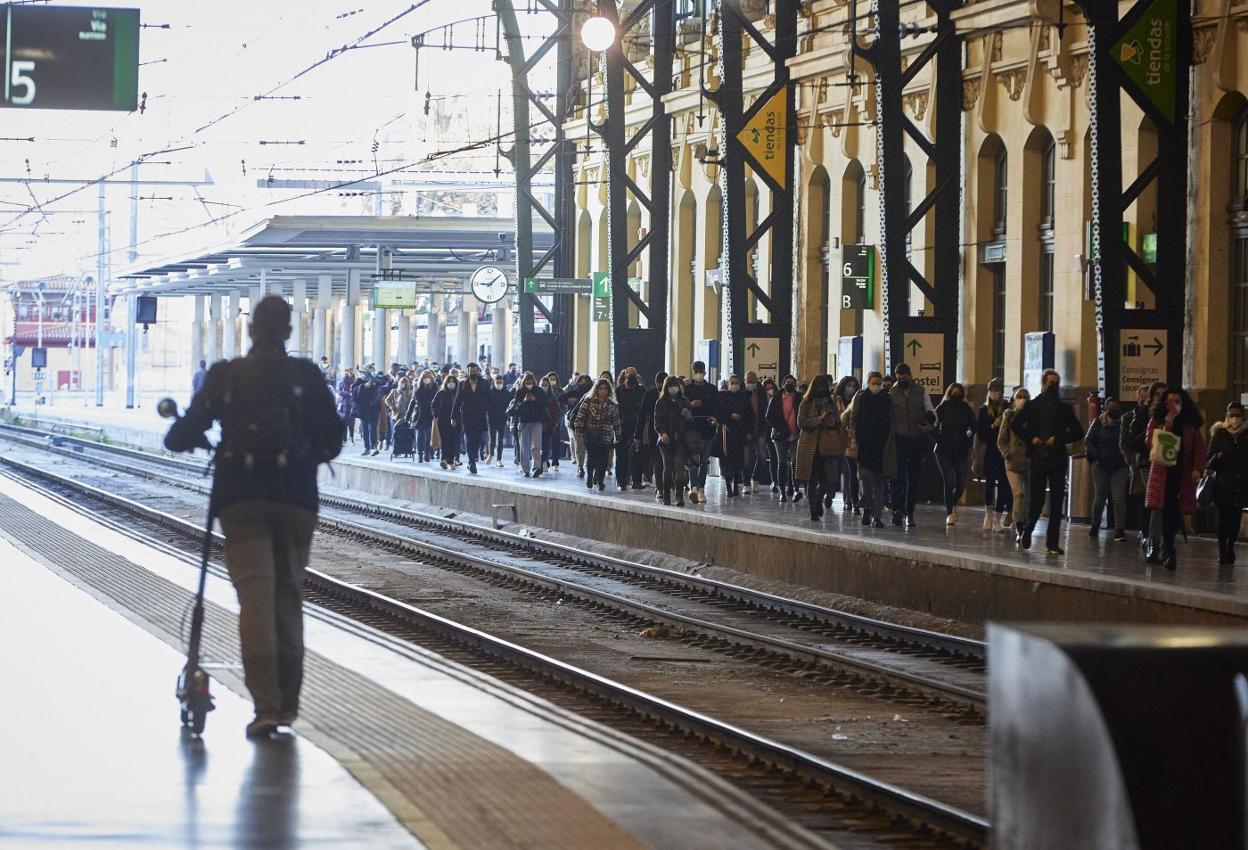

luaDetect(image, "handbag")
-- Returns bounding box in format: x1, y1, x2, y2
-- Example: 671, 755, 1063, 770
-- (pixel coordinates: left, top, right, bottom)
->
1150, 429, 1180, 468
430, 419, 442, 451
683, 429, 705, 457
970, 436, 986, 478
1197, 469, 1216, 509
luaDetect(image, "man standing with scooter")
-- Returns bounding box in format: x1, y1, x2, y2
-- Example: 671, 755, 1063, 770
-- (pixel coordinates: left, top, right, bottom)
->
164, 296, 344, 738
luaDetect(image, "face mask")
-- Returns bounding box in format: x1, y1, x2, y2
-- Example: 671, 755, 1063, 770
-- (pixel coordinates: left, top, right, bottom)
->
989, 391, 1002, 401
541, 383, 550, 390
897, 377, 911, 387
728, 383, 740, 391
784, 384, 796, 393
693, 372, 705, 382
1014, 398, 1026, 411
524, 381, 534, 388
447, 382, 457, 390
868, 384, 882, 394
1229, 416, 1244, 430
951, 393, 964, 402
1108, 409, 1122, 421
627, 377, 638, 386
745, 382, 757, 391
495, 381, 504, 389
843, 387, 856, 399
668, 386, 680, 396
1044, 382, 1059, 394
422, 378, 431, 385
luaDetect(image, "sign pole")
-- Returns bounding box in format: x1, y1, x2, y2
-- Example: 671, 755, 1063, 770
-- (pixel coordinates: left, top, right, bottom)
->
95, 182, 106, 406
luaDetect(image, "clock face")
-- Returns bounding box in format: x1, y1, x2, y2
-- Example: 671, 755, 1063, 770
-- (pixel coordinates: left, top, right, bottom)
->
471, 266, 509, 304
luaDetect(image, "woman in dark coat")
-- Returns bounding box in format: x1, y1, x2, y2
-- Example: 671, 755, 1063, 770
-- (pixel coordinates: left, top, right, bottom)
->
795, 375, 844, 521
717, 374, 755, 498
976, 377, 1012, 532
833, 375, 861, 513
1206, 401, 1248, 565
932, 382, 976, 525
1144, 386, 1205, 569
615, 370, 646, 490
432, 373, 461, 469
336, 368, 357, 445
410, 369, 438, 463
849, 370, 892, 527
653, 375, 692, 506
487, 372, 511, 466
767, 376, 802, 502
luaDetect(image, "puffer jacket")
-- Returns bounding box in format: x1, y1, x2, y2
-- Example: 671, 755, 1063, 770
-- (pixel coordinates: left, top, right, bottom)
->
573, 396, 623, 445
1208, 421, 1248, 506
654, 394, 691, 443
1085, 412, 1127, 472
932, 397, 976, 456
997, 407, 1029, 473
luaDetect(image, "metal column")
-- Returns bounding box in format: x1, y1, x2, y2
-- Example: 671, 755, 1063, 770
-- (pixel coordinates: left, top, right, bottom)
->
124, 294, 137, 409
1080, 0, 1191, 397
710, 0, 797, 377
94, 182, 107, 406
864, 0, 963, 384
223, 290, 238, 361
191, 296, 204, 369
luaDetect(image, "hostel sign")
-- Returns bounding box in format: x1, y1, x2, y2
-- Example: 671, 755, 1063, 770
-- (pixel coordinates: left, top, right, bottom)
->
1113, 0, 1177, 123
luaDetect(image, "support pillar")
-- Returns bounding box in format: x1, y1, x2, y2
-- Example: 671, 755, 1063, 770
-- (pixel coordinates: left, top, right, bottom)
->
339, 272, 359, 371
124, 294, 137, 409
313, 276, 331, 362
427, 297, 446, 364
206, 294, 221, 365
290, 279, 306, 356
223, 290, 239, 359
397, 311, 412, 365
191, 296, 204, 369
461, 295, 479, 366
490, 304, 509, 366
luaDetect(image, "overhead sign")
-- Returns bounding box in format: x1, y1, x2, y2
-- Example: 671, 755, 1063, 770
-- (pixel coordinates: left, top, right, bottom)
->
841, 244, 875, 310
1, 6, 140, 111
1119, 329, 1167, 394
743, 337, 780, 381
371, 284, 419, 309
524, 277, 592, 294
1112, 0, 1177, 124
737, 87, 788, 189
591, 272, 610, 323
900, 333, 944, 392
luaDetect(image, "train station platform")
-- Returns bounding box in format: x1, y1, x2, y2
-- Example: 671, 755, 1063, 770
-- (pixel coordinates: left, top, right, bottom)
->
8, 400, 1248, 629
0, 464, 818, 850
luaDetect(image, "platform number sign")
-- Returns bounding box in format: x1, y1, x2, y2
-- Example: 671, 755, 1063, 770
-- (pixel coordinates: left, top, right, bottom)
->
2, 6, 140, 111
841, 245, 875, 310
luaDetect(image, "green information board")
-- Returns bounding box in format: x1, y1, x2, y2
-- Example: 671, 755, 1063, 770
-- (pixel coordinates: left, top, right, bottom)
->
524, 277, 593, 294
840, 244, 875, 310
372, 284, 419, 309
2, 6, 140, 111
591, 272, 610, 322
1112, 0, 1178, 124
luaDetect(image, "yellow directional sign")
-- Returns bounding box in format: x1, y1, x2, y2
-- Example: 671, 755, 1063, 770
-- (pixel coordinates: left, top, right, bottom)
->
737, 88, 788, 190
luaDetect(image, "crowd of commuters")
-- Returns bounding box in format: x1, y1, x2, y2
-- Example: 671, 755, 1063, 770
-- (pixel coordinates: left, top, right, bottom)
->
319, 356, 1247, 570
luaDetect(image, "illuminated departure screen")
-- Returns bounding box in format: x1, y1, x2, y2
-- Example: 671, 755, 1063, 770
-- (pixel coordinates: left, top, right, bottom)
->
2, 5, 140, 111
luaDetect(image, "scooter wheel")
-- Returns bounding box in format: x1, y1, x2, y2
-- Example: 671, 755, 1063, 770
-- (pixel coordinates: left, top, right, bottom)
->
188, 698, 208, 736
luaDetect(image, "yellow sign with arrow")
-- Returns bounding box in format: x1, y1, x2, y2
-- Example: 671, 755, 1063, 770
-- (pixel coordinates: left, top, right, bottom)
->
736, 87, 788, 190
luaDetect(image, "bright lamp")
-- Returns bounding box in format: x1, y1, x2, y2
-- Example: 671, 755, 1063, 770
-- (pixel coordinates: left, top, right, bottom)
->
580, 16, 616, 51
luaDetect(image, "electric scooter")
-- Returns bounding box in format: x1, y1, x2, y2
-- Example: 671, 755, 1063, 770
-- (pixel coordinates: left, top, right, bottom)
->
158, 397, 215, 736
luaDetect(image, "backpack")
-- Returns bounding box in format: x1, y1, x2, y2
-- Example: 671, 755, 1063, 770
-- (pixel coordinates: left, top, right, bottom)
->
219, 357, 310, 473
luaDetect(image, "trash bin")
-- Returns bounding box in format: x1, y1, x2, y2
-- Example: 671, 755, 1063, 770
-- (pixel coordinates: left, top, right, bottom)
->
1067, 452, 1093, 524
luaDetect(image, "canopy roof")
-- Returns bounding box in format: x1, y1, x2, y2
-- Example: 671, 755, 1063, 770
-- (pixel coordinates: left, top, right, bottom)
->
116, 215, 554, 297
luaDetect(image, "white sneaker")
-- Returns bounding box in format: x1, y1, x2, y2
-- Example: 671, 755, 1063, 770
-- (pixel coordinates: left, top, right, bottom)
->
982, 512, 994, 531
992, 514, 1007, 533
946, 511, 957, 526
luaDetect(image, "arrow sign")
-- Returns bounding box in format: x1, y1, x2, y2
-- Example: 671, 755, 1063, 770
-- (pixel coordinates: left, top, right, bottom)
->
1146, 337, 1164, 355
906, 338, 921, 356
746, 342, 761, 356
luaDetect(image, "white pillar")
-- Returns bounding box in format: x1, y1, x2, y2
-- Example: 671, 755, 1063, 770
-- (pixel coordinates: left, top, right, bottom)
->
340, 271, 359, 370
490, 304, 509, 366
223, 290, 239, 359
372, 308, 389, 370
427, 296, 445, 363
206, 294, 221, 364
291, 279, 307, 355
461, 295, 479, 366
191, 296, 205, 369
124, 294, 137, 409
313, 276, 331, 362
397, 311, 412, 365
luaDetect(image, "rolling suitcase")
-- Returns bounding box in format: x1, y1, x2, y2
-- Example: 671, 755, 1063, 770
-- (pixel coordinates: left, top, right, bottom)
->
391, 421, 416, 460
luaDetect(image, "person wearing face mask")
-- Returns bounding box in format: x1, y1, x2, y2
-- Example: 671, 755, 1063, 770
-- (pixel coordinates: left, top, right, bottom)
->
932, 382, 976, 525
767, 375, 802, 502
1010, 369, 1083, 554
998, 387, 1032, 540
1143, 387, 1205, 569
976, 378, 1013, 532
684, 360, 719, 503
538, 375, 563, 473
409, 369, 438, 463
654, 376, 692, 506
795, 375, 845, 522
1121, 381, 1168, 549
385, 376, 415, 458
852, 371, 893, 527
716, 375, 755, 498
336, 368, 357, 447
889, 364, 936, 527
487, 371, 511, 466
834, 376, 861, 514
508, 372, 547, 477
635, 371, 667, 495
1207, 401, 1248, 565
563, 374, 595, 478
615, 370, 646, 490
573, 378, 623, 491
432, 373, 461, 469
352, 372, 385, 456
759, 378, 779, 493
741, 370, 770, 494
452, 365, 490, 474
1085, 397, 1130, 542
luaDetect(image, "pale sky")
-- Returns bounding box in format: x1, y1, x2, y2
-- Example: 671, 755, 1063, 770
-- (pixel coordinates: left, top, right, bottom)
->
1, 0, 557, 280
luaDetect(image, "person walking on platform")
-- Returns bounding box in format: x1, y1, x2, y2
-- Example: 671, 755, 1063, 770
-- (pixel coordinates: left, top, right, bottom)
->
1086, 397, 1130, 542
889, 363, 935, 528
976, 378, 1013, 532
384, 376, 413, 450
742, 370, 770, 493
685, 361, 719, 504
654, 375, 692, 506
852, 371, 892, 527
563, 374, 594, 477
432, 374, 461, 469
509, 372, 546, 477
768, 375, 802, 502
1010, 369, 1083, 554
1122, 380, 1168, 549
1207, 402, 1248, 565
795, 375, 845, 522
352, 372, 386, 456
191, 360, 208, 395
452, 363, 490, 474
336, 368, 357, 446
717, 375, 755, 498
635, 371, 666, 494
998, 387, 1032, 542
573, 377, 623, 491
615, 370, 645, 490
932, 382, 976, 526
834, 376, 861, 514
1143, 387, 1205, 570
164, 296, 344, 738
487, 372, 510, 465
410, 369, 438, 463
540, 374, 563, 471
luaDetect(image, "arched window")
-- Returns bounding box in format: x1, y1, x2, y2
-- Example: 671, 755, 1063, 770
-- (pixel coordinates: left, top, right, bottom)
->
994, 146, 1008, 237
855, 166, 867, 243
1231, 104, 1248, 398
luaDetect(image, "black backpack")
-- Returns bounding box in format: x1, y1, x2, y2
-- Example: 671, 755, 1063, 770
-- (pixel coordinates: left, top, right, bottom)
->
219, 356, 307, 473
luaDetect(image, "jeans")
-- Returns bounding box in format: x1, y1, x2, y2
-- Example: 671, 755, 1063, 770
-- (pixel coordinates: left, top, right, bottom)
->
1091, 465, 1129, 531
934, 449, 969, 514
841, 456, 860, 509
219, 500, 317, 716
616, 437, 641, 487
772, 437, 796, 496
690, 432, 714, 488
893, 435, 925, 518
462, 423, 484, 470
744, 434, 771, 485
359, 416, 378, 453
982, 450, 1013, 514
439, 424, 460, 464
1026, 464, 1067, 549
416, 423, 432, 460
659, 440, 689, 495
517, 422, 542, 475
541, 431, 555, 466
568, 428, 587, 472
807, 455, 838, 516
488, 421, 506, 460
860, 466, 887, 521
1006, 468, 1030, 528
586, 437, 611, 486
1148, 466, 1183, 551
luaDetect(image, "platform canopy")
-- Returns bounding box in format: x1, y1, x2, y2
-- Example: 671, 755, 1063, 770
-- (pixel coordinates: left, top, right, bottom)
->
114, 215, 553, 297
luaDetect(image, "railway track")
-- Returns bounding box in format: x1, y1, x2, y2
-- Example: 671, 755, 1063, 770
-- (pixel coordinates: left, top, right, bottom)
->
0, 454, 989, 849
0, 421, 987, 717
